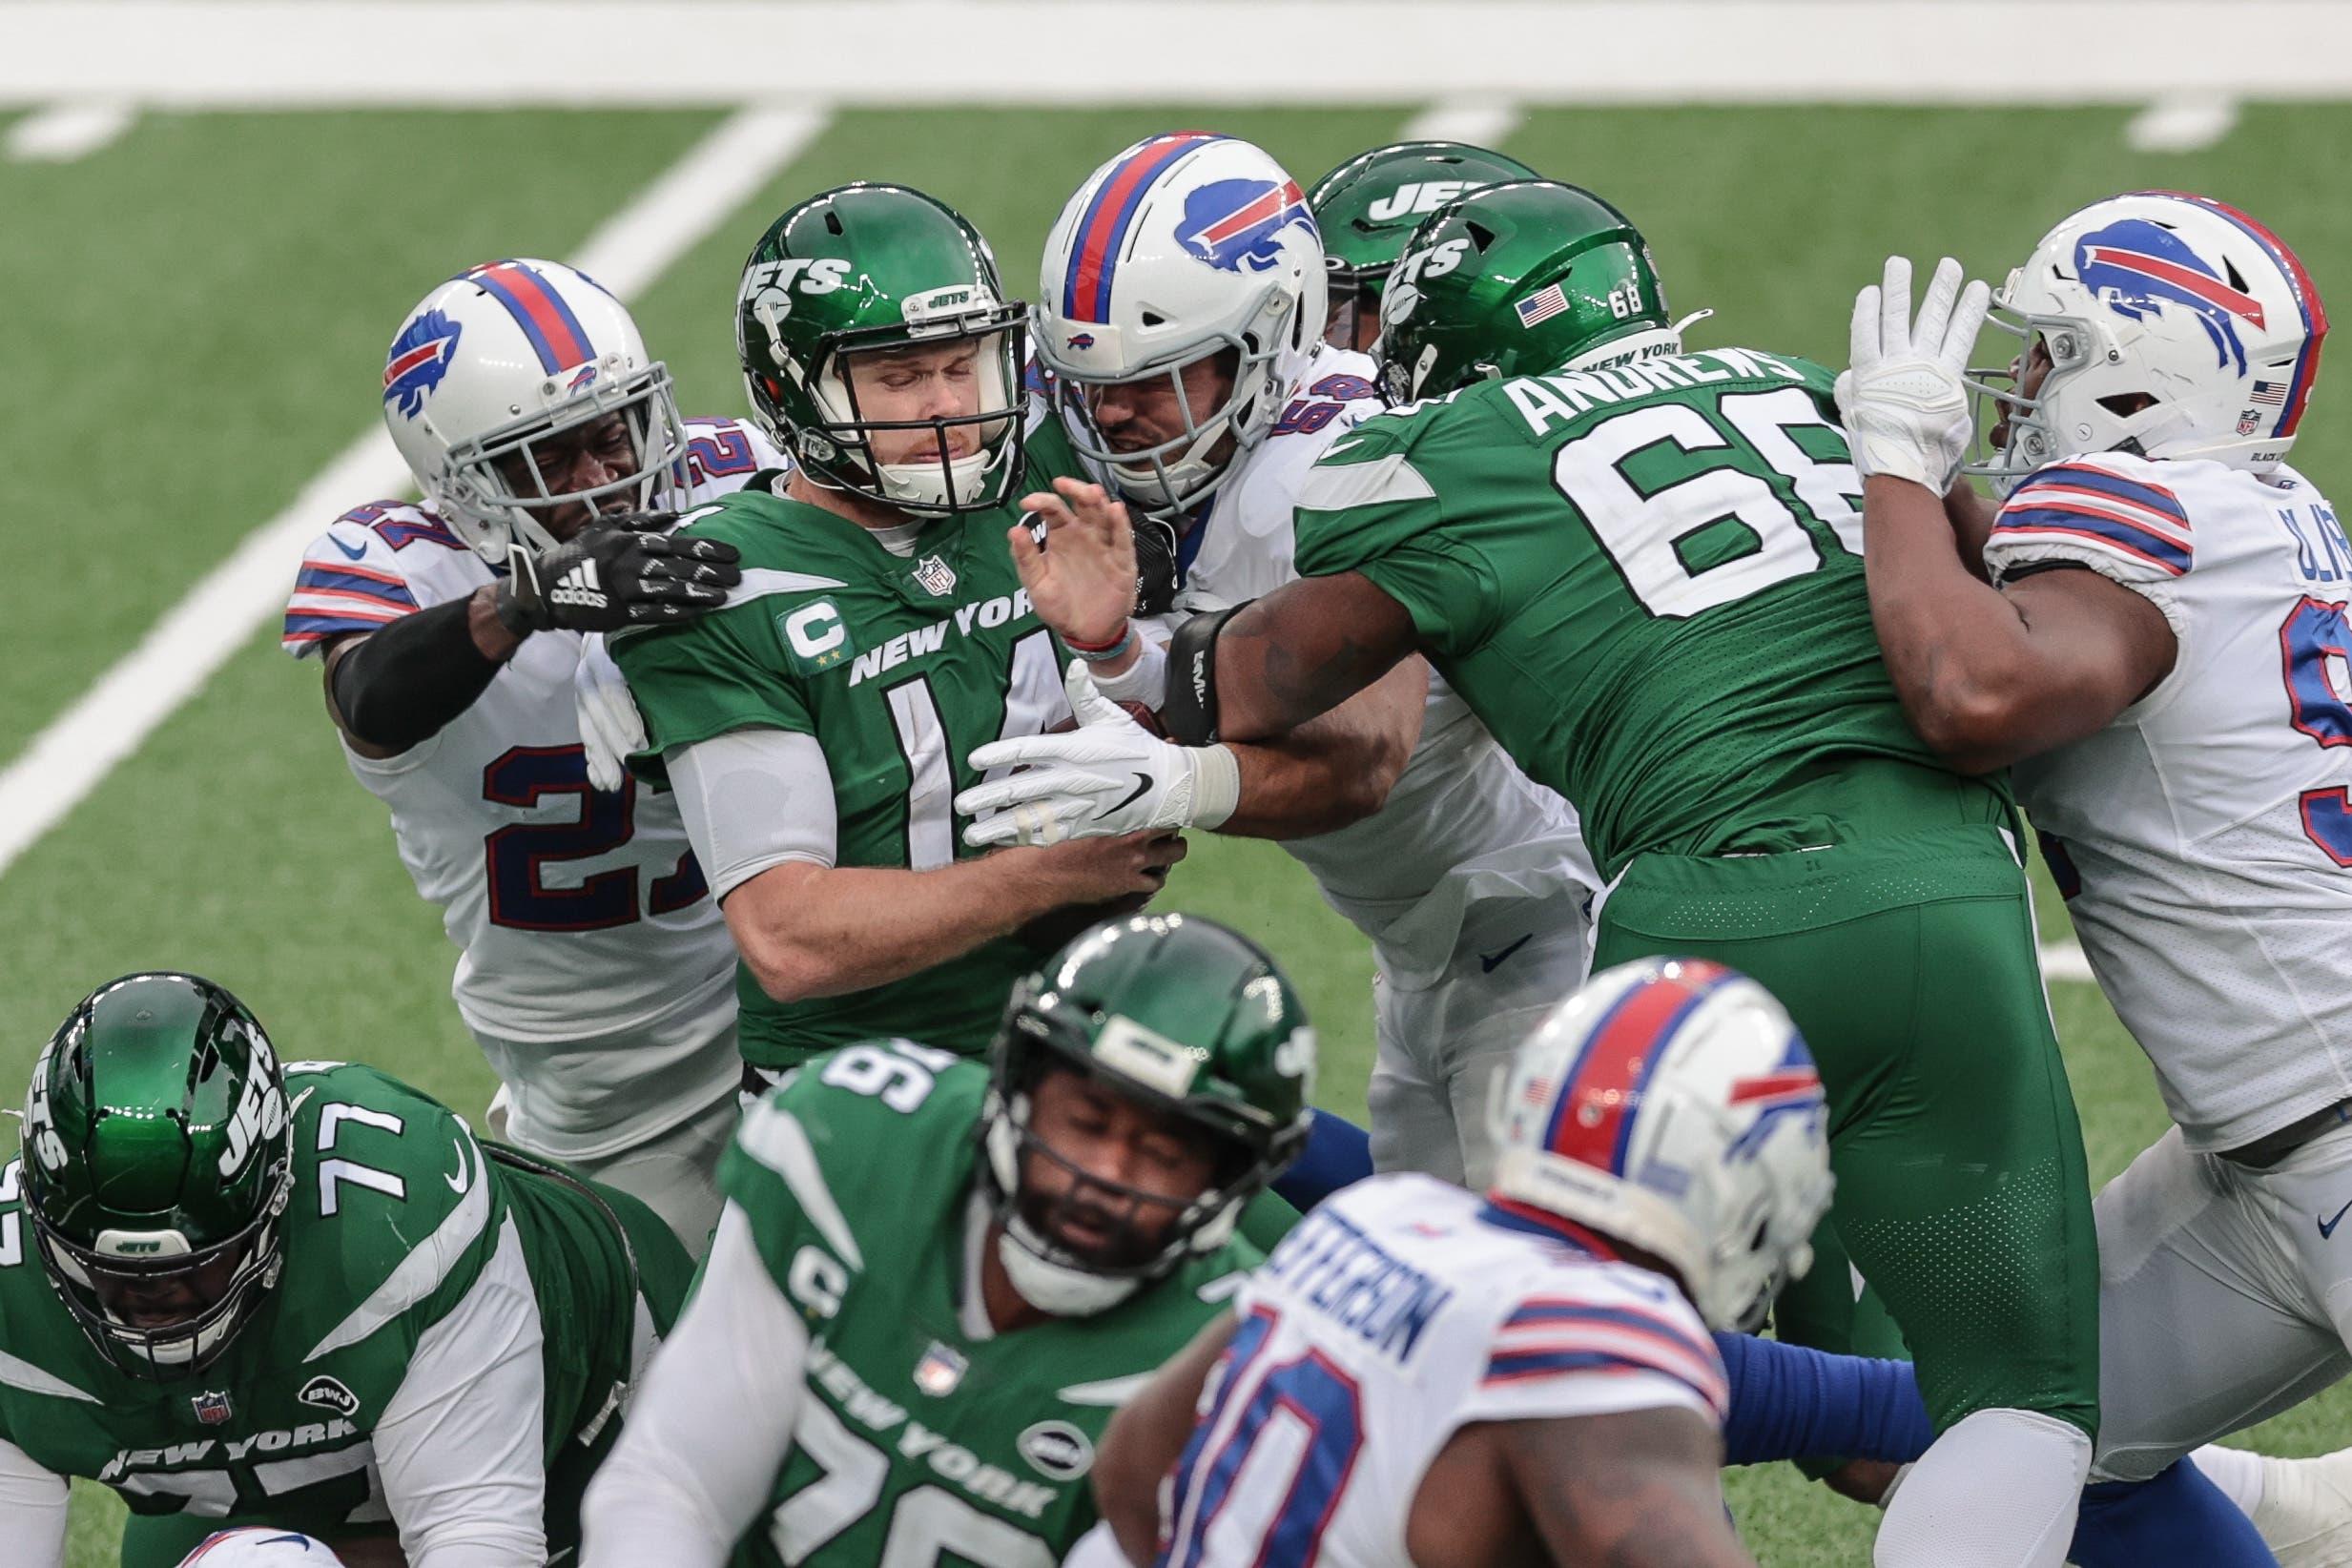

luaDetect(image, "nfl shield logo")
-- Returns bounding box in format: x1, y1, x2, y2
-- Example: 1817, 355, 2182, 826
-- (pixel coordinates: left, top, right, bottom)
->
914, 1342, 968, 1396
192, 1390, 233, 1426
913, 554, 958, 597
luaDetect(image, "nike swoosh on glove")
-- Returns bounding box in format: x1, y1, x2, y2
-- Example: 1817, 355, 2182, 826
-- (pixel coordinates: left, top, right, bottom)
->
573, 633, 647, 794
955, 662, 1240, 847
1835, 255, 1991, 493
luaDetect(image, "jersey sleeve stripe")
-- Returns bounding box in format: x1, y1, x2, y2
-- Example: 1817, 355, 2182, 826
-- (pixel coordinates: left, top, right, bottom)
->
1499, 1300, 1716, 1363
297, 562, 418, 599
1990, 509, 2191, 575
289, 584, 418, 616
2006, 485, 2191, 544
2014, 463, 2189, 526
1481, 1349, 1728, 1415
1496, 1325, 1726, 1400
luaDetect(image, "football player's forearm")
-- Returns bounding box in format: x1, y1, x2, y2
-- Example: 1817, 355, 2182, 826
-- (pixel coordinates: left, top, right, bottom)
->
1096, 1312, 1236, 1566
1191, 574, 1419, 744
1218, 657, 1428, 838
1507, 1409, 1755, 1568
1863, 474, 2041, 773
323, 589, 518, 756
727, 856, 1083, 1001
1944, 478, 1999, 582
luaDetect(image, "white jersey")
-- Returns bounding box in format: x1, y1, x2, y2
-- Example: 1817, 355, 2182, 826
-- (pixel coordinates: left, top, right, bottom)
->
281, 417, 783, 1156
1173, 346, 1598, 989
1163, 1174, 1726, 1568
1984, 452, 2352, 1150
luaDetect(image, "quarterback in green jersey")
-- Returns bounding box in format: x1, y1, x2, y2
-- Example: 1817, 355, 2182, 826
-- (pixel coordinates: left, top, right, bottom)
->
609, 183, 1183, 1083
579, 912, 1313, 1568
1019, 182, 2106, 1564
0, 972, 693, 1568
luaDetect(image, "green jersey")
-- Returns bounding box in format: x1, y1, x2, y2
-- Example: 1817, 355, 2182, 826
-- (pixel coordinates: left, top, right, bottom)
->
721, 1042, 1258, 1568
0, 1062, 686, 1549
1291, 347, 2008, 878
613, 469, 1079, 1072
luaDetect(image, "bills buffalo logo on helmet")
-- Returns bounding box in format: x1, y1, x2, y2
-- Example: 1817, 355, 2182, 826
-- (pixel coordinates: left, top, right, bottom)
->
1176, 177, 1317, 275
2075, 217, 2268, 375
382, 309, 464, 419
1064, 332, 1096, 350
567, 362, 600, 392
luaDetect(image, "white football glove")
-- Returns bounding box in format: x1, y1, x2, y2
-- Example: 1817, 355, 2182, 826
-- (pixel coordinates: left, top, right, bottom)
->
573, 633, 647, 794
1835, 255, 1991, 493
957, 662, 1239, 848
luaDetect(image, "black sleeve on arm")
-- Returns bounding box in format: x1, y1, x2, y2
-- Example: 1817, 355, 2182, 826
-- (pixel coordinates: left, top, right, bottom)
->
1161, 602, 1246, 746
328, 596, 507, 752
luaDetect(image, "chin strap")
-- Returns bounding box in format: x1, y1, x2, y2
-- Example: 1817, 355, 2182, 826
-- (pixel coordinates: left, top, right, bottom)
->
996, 1224, 1144, 1317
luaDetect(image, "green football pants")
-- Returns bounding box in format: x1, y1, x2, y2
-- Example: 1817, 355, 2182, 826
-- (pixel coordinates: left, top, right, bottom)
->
1593, 823, 2099, 1437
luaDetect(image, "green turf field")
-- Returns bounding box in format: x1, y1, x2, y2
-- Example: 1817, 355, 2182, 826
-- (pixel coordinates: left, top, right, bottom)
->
5, 100, 2349, 1564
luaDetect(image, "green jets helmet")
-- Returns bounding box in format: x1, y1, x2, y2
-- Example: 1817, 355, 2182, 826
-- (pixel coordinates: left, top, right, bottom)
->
981, 913, 1314, 1315
19, 973, 294, 1379
735, 182, 1028, 515
1376, 178, 1680, 403
1307, 140, 1541, 346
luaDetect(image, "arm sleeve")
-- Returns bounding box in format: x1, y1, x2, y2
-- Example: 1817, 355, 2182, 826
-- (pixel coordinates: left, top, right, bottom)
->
669, 729, 840, 898
373, 1216, 550, 1568
581, 1203, 810, 1568
1980, 455, 2193, 636
0, 1435, 68, 1568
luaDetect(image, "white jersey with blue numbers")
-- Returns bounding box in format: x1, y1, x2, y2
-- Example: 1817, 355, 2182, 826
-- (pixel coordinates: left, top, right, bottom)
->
1170, 345, 1599, 990
280, 418, 784, 1157
1163, 1173, 1727, 1568
1984, 453, 2352, 1150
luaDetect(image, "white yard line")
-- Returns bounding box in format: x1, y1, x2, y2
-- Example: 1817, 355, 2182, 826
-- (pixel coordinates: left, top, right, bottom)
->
8, 4, 2352, 107
1398, 102, 1525, 149
2125, 94, 2241, 153
5, 100, 135, 161
0, 104, 828, 884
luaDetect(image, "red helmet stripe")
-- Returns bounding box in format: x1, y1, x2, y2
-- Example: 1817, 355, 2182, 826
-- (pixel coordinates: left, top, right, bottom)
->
1062, 133, 1219, 324
1542, 961, 1731, 1172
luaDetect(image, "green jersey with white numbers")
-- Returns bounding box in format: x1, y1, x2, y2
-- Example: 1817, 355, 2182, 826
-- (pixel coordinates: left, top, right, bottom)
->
0, 1062, 688, 1550
612, 466, 1079, 1073
1291, 347, 2010, 879
722, 1042, 1258, 1568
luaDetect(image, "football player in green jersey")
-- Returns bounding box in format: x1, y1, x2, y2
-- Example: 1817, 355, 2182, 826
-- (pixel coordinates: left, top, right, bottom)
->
607, 183, 1186, 1087
1307, 140, 1540, 353
578, 912, 1311, 1568
993, 181, 2104, 1567
0, 972, 694, 1568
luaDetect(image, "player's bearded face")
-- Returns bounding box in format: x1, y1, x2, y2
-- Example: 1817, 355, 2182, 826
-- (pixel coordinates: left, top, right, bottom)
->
1082, 349, 1241, 467
1017, 1067, 1222, 1269
491, 411, 645, 544
1989, 337, 2055, 454
843, 340, 993, 467
87, 1246, 246, 1331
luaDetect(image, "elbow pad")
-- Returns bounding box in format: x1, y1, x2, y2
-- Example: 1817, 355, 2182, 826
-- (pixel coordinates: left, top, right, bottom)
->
330, 596, 505, 752
1162, 602, 1246, 747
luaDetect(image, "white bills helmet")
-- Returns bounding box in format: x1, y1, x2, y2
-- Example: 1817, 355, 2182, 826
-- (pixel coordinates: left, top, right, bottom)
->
177, 1529, 348, 1567
1970, 190, 2328, 491
1488, 958, 1834, 1331
1037, 134, 1329, 516
380, 258, 691, 562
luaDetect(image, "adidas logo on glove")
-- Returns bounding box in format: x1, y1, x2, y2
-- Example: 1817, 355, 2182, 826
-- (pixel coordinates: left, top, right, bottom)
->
547, 560, 609, 612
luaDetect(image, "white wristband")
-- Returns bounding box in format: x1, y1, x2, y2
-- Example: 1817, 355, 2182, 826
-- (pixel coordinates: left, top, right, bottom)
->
1190, 744, 1240, 831
1089, 642, 1168, 712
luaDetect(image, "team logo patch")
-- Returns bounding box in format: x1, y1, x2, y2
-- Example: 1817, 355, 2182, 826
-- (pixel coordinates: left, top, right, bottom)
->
382, 309, 464, 419
779, 599, 854, 673
914, 1342, 968, 1397
2075, 217, 2267, 375
192, 1390, 234, 1426
1018, 1419, 1095, 1481
567, 362, 600, 393
912, 553, 959, 597
1176, 177, 1316, 275
1064, 332, 1096, 351
298, 1374, 360, 1418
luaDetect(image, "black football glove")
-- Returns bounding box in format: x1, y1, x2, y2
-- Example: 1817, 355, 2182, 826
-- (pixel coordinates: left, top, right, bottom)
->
494, 511, 742, 635
1132, 512, 1182, 616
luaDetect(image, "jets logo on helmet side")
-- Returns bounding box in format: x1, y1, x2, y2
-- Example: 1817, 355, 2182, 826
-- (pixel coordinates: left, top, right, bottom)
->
382, 310, 463, 420
1176, 176, 1317, 276
2075, 217, 2267, 374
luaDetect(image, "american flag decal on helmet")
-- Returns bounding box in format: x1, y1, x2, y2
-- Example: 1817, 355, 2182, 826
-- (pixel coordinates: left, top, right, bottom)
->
1516, 284, 1571, 329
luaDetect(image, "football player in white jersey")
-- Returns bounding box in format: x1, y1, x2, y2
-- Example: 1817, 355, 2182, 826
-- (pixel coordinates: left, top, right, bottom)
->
283, 258, 780, 1251
1845, 193, 2352, 1551
954, 133, 1600, 1188
1092, 956, 1833, 1568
